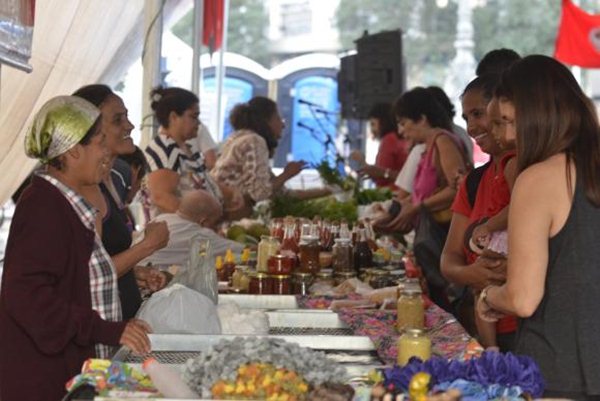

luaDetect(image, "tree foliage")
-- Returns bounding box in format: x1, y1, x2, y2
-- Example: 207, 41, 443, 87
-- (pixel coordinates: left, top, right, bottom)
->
171, 0, 270, 67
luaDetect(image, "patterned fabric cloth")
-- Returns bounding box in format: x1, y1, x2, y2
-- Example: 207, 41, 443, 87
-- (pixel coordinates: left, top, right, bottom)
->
39, 174, 121, 358
211, 129, 274, 202
336, 305, 478, 365
143, 133, 223, 217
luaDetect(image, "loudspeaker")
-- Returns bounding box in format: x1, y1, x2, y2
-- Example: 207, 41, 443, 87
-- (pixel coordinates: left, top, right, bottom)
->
355, 29, 404, 119
337, 54, 358, 119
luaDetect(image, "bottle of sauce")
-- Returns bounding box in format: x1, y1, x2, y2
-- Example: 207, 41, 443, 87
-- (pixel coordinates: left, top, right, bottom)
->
353, 228, 373, 272
298, 234, 321, 274
215, 255, 224, 281
223, 249, 236, 284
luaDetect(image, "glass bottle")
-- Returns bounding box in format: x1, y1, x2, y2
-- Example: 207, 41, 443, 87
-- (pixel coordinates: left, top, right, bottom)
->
215, 255, 224, 281
280, 221, 299, 255
257, 235, 280, 273
222, 249, 236, 284
291, 272, 314, 295
332, 238, 354, 273
396, 287, 425, 332
353, 228, 373, 272
339, 219, 351, 240
397, 329, 431, 366
298, 234, 321, 274
363, 218, 378, 252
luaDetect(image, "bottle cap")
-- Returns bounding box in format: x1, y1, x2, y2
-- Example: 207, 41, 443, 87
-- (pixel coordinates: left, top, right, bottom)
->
142, 357, 157, 370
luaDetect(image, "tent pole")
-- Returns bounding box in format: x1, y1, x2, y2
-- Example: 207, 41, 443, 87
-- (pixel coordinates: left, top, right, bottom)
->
140, 0, 164, 148
215, 0, 230, 142
191, 0, 204, 95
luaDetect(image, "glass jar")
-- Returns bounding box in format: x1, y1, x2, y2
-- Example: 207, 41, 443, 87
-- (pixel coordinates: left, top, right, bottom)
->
369, 269, 391, 289
314, 269, 335, 287
397, 329, 431, 366
268, 254, 294, 275
332, 238, 354, 273
271, 274, 291, 295
291, 272, 314, 295
231, 266, 248, 292
397, 288, 425, 332
298, 235, 321, 274
334, 271, 357, 286
257, 235, 280, 273
248, 272, 273, 295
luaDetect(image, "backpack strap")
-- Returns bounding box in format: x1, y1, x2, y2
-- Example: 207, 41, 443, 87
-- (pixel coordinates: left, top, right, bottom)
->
466, 161, 492, 208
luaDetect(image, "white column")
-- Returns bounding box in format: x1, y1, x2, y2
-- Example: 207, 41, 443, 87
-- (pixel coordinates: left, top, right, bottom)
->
140, 0, 164, 148
191, 0, 204, 95
215, 0, 230, 141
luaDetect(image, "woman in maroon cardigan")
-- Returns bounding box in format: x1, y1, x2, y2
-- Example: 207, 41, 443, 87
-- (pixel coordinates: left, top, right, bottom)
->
0, 96, 151, 401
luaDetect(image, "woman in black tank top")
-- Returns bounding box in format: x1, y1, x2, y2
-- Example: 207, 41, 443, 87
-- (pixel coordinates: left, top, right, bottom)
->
476, 55, 600, 398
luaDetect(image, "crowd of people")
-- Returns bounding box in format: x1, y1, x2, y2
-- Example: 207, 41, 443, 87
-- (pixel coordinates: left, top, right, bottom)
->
0, 46, 599, 400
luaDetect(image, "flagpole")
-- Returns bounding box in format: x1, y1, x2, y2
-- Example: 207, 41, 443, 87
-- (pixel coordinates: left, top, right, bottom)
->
215, 0, 230, 142
571, 0, 583, 86
191, 0, 204, 95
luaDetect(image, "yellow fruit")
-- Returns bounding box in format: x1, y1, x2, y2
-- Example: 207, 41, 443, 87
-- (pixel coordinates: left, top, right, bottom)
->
227, 225, 246, 240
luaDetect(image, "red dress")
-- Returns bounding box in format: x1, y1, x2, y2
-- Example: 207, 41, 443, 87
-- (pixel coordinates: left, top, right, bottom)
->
373, 131, 408, 188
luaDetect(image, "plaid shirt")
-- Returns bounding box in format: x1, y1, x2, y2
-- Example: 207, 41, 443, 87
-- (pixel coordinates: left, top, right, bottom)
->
39, 174, 122, 358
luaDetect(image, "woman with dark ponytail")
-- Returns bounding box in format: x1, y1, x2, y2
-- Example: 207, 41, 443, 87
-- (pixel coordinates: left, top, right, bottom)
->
144, 86, 242, 219
212, 96, 327, 217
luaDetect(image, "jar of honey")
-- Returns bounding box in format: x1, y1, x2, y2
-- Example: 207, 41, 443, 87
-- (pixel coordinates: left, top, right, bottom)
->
291, 272, 314, 295
271, 274, 291, 295
248, 272, 273, 295
396, 287, 425, 332
397, 329, 431, 366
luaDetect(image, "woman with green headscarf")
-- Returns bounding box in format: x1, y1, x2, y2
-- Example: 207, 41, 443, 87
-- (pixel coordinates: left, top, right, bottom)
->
0, 96, 151, 401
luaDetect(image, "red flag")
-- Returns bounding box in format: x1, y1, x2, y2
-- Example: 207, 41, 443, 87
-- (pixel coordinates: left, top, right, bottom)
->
203, 0, 224, 54
555, 0, 600, 67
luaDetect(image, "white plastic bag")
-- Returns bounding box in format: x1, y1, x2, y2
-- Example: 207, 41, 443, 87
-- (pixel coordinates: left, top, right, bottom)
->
170, 235, 218, 304
217, 302, 269, 335
137, 284, 222, 334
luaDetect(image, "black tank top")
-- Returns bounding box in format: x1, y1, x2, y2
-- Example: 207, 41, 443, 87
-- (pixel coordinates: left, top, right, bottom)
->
100, 184, 142, 320
515, 174, 600, 397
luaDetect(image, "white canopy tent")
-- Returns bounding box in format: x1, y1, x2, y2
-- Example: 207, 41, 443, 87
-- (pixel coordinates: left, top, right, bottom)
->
0, 0, 188, 205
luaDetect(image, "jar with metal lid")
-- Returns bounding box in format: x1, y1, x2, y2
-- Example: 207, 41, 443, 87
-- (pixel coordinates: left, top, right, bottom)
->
397, 287, 425, 332
248, 272, 273, 295
397, 328, 431, 366
271, 274, 291, 295
332, 238, 354, 273
334, 271, 357, 286
267, 254, 294, 275
298, 235, 320, 274
291, 272, 314, 295
314, 269, 335, 287
257, 235, 280, 273
369, 269, 391, 289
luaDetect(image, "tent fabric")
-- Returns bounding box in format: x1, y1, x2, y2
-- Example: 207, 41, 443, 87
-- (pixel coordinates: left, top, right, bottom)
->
0, 0, 187, 205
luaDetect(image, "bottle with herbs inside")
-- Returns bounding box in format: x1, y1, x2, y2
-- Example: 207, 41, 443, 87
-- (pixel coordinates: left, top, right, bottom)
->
332, 238, 354, 273
353, 227, 373, 273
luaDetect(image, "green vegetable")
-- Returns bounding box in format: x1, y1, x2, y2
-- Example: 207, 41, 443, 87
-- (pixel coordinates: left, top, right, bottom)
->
314, 160, 356, 191
355, 188, 393, 205
270, 194, 358, 222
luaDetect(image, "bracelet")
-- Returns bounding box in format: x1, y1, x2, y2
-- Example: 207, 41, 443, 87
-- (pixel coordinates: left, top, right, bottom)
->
480, 285, 495, 307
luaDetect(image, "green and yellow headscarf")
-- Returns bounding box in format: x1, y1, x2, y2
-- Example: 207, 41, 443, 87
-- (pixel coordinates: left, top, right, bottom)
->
25, 96, 100, 163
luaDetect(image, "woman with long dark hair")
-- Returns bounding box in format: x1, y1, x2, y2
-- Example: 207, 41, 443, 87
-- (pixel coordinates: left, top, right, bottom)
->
212, 96, 329, 217
477, 55, 600, 398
